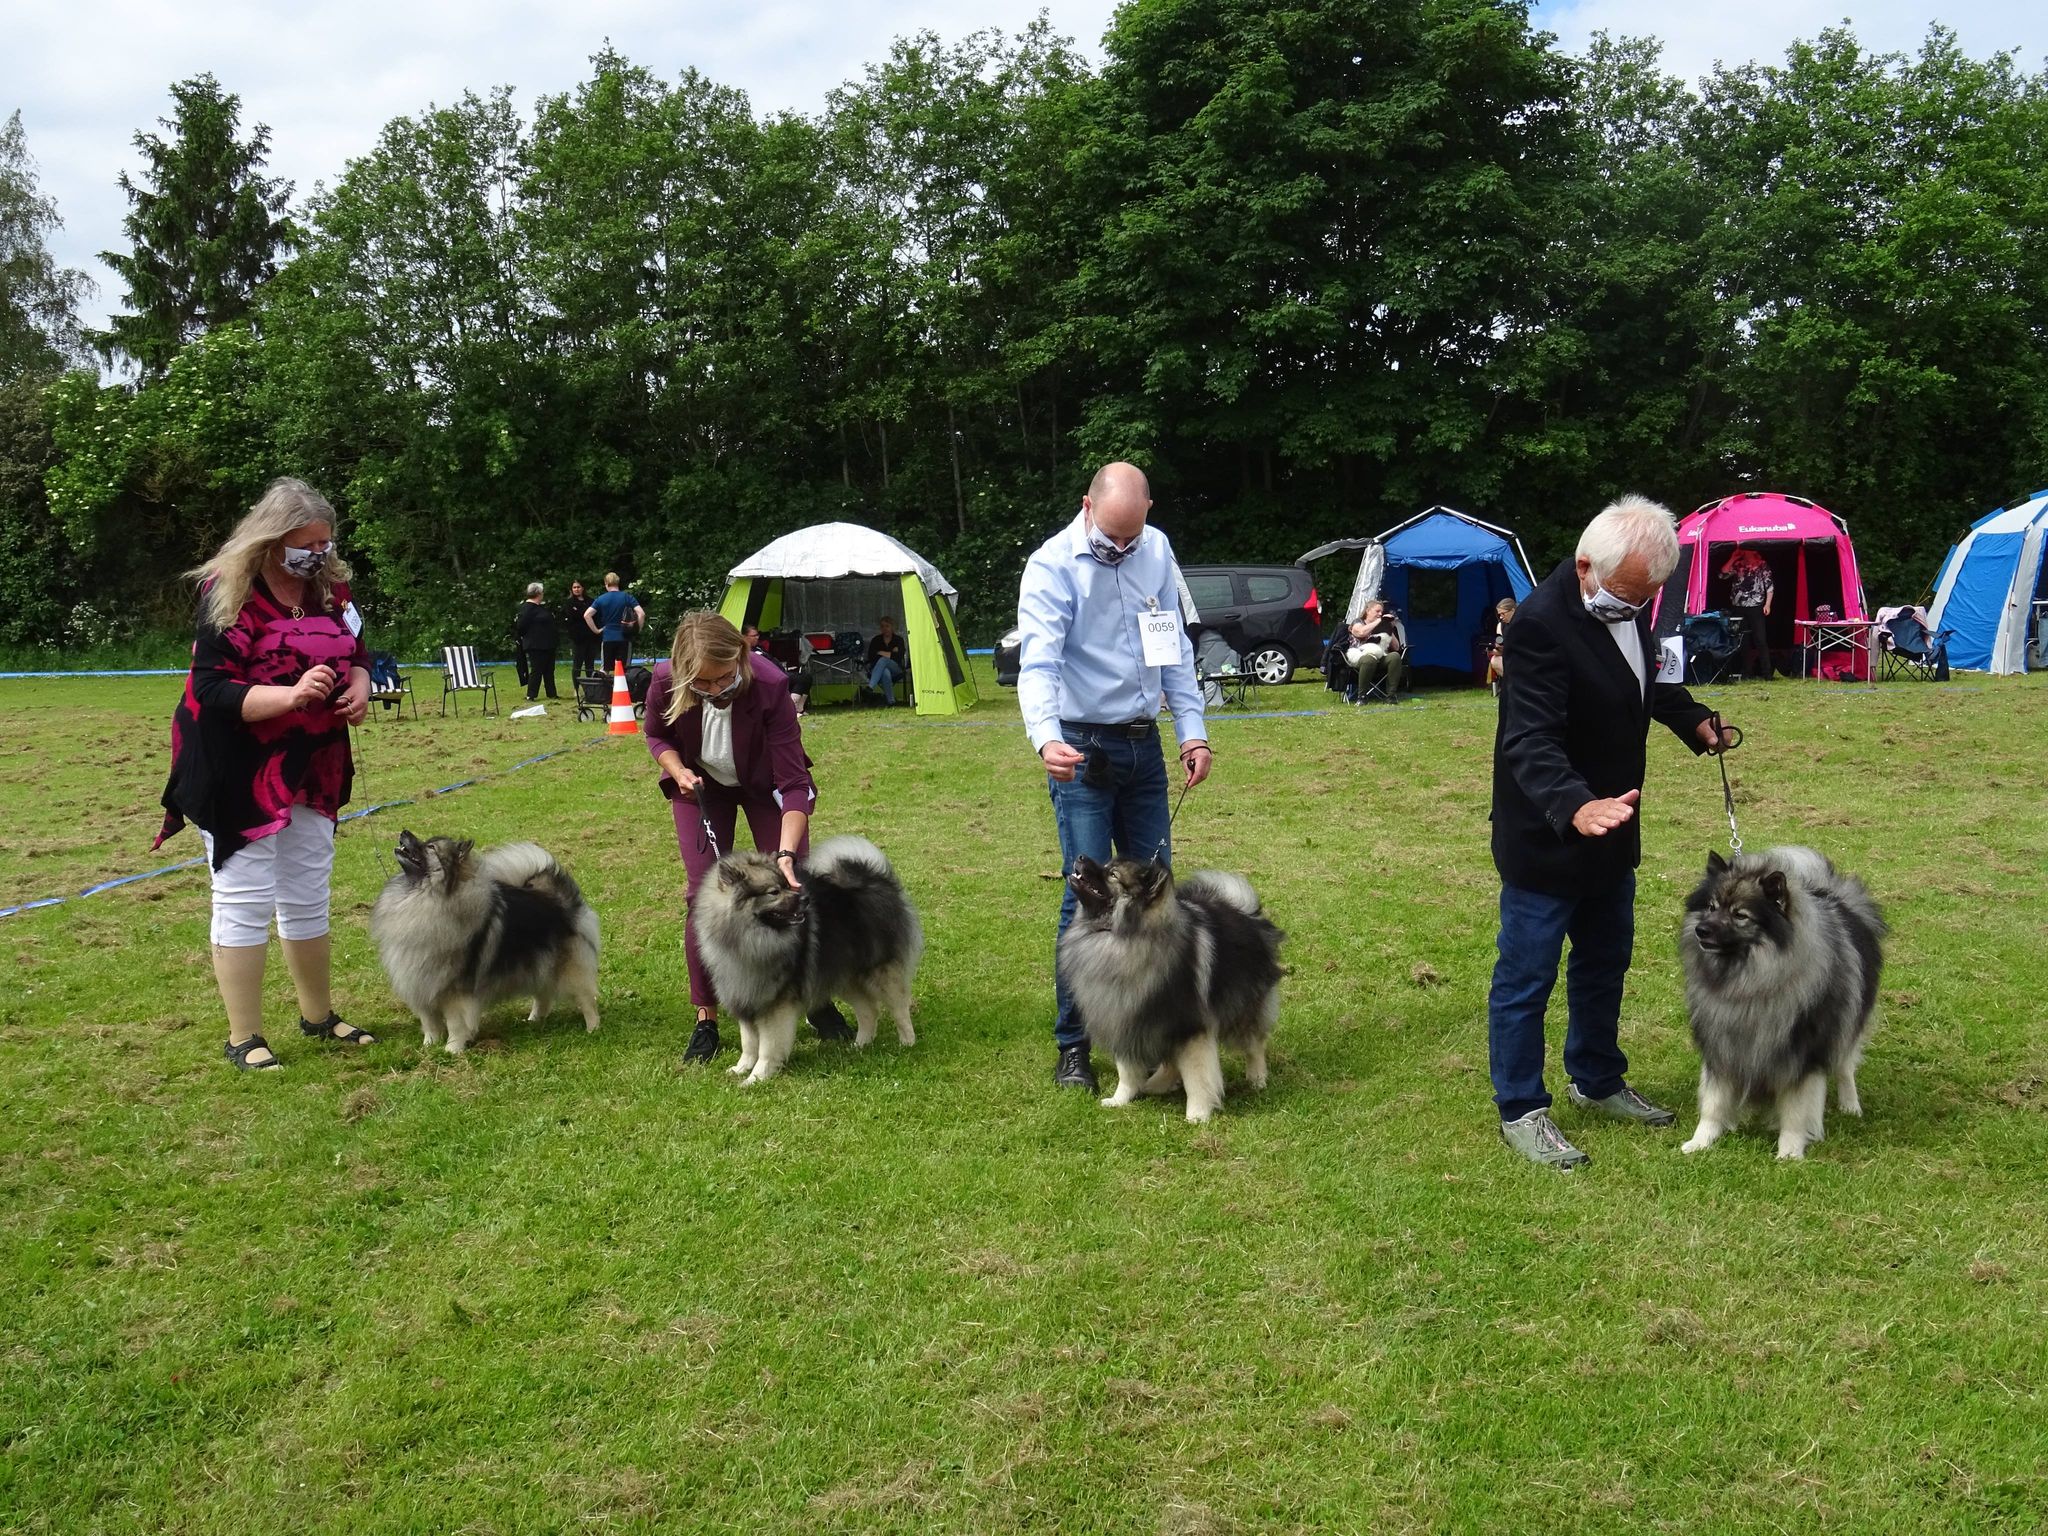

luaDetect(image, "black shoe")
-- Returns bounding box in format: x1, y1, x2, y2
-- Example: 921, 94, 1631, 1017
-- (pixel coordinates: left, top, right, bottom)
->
683, 1019, 720, 1063
1054, 1044, 1098, 1091
810, 1002, 854, 1043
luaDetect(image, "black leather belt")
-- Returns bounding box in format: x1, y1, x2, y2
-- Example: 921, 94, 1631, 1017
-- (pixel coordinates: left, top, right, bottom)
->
1062, 719, 1158, 738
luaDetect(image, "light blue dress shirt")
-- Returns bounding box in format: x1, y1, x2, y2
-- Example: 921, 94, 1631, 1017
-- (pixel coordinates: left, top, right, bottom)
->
1017, 512, 1207, 753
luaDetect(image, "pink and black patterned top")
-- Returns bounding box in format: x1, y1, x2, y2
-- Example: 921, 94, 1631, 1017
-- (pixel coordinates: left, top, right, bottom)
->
156, 577, 370, 870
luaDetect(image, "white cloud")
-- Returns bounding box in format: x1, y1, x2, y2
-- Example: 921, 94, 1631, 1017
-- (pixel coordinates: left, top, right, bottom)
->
1534, 0, 2048, 90
5, 0, 1119, 342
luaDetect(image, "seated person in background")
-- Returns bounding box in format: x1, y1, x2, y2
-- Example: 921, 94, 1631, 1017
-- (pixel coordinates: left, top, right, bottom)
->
1486, 596, 1518, 691
1343, 600, 1408, 701
864, 615, 909, 706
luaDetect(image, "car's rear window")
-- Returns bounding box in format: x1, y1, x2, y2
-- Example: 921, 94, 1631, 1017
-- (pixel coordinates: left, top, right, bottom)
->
1243, 574, 1294, 603
1184, 573, 1235, 612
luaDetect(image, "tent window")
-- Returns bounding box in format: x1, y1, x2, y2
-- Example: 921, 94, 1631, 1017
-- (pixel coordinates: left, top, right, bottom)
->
928, 595, 966, 686
1402, 570, 1460, 621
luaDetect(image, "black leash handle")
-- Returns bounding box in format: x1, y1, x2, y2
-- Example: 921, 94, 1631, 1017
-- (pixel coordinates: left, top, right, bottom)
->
1710, 711, 1745, 852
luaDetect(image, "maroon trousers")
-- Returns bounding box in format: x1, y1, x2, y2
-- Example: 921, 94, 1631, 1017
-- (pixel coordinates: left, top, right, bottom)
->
673, 780, 812, 1009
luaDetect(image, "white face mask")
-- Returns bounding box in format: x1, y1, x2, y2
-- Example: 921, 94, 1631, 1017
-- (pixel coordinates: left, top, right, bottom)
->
281, 542, 329, 578
1085, 515, 1140, 566
1585, 585, 1646, 624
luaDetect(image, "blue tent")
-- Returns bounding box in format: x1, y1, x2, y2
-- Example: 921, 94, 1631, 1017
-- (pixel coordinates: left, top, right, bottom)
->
1928, 490, 2048, 674
1301, 508, 1536, 678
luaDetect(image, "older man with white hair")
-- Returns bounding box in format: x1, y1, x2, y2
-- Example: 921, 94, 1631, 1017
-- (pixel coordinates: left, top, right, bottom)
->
1488, 495, 1738, 1169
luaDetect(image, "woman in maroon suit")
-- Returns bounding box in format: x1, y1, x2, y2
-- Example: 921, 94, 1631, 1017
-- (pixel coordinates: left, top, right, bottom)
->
156, 477, 378, 1069
645, 611, 850, 1064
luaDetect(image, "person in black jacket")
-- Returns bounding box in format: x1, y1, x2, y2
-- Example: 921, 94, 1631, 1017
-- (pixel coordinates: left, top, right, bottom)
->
566, 579, 598, 680
515, 581, 560, 699
1489, 496, 1738, 1170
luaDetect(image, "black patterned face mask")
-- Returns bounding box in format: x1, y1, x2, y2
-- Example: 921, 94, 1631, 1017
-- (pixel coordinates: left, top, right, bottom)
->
1086, 519, 1140, 566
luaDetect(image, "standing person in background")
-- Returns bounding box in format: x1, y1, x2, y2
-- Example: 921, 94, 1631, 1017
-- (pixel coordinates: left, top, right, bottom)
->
155, 477, 377, 1070
1719, 545, 1775, 680
864, 615, 909, 706
566, 579, 599, 680
515, 582, 560, 700
1016, 461, 1212, 1091
585, 572, 645, 675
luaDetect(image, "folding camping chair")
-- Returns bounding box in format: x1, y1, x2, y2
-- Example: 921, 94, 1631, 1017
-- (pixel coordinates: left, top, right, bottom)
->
805, 630, 865, 699
1679, 612, 1742, 685
440, 645, 500, 716
1194, 628, 1252, 708
366, 651, 416, 721
1876, 608, 1951, 682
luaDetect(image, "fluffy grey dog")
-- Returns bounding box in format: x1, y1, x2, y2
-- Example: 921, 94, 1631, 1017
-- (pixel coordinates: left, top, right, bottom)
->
369, 831, 600, 1054
693, 836, 922, 1084
1678, 846, 1886, 1159
1057, 857, 1284, 1123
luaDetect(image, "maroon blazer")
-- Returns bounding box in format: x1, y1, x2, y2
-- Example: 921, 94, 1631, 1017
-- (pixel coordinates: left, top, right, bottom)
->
644, 654, 817, 810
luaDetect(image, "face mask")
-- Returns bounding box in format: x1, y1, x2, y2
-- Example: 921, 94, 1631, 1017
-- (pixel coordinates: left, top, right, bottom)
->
690, 672, 741, 705
1086, 517, 1139, 566
1586, 585, 1646, 624
281, 542, 329, 578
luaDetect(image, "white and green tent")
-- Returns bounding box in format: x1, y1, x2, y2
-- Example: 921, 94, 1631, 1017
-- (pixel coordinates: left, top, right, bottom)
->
720, 523, 980, 716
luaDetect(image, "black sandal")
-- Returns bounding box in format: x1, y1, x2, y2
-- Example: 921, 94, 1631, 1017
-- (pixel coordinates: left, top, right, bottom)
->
300, 1012, 377, 1046
225, 1034, 283, 1070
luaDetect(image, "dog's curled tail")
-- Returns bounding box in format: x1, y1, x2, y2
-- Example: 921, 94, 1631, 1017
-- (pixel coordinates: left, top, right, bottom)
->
807, 835, 895, 881
1182, 869, 1261, 915
479, 841, 583, 903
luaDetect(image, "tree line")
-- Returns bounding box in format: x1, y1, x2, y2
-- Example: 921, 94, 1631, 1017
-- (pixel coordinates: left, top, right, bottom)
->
4, 0, 2047, 656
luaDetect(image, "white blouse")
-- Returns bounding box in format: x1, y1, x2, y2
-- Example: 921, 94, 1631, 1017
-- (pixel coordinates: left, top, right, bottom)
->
698, 701, 740, 787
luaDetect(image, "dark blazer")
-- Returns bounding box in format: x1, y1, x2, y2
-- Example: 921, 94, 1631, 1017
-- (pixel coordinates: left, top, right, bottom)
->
644, 653, 817, 810
1491, 560, 1713, 894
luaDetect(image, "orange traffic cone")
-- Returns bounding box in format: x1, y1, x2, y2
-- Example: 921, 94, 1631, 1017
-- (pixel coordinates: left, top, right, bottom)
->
607, 660, 640, 736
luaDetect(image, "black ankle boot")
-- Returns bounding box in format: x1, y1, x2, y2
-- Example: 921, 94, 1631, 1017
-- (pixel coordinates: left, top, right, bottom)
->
683, 1018, 720, 1063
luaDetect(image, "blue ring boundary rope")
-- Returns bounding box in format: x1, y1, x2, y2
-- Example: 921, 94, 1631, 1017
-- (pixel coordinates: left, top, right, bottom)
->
0, 739, 607, 921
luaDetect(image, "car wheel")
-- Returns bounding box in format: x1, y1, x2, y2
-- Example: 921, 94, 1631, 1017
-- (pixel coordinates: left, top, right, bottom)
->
1248, 646, 1294, 685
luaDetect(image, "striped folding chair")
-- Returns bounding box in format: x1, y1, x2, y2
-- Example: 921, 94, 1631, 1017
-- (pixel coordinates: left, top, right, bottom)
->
366, 651, 417, 721
440, 645, 499, 716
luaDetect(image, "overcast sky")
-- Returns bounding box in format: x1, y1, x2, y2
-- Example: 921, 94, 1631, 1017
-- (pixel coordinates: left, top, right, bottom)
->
7, 0, 2046, 344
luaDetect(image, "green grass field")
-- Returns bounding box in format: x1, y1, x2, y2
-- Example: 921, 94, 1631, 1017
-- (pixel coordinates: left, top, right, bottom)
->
4, 663, 2045, 1533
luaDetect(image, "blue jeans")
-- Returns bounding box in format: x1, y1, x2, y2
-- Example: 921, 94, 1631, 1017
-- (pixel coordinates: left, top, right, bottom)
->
869, 656, 905, 705
1487, 874, 1635, 1121
1048, 721, 1172, 1048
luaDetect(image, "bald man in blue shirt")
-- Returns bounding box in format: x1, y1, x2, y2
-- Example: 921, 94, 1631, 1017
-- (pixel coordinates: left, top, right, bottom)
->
1017, 462, 1213, 1090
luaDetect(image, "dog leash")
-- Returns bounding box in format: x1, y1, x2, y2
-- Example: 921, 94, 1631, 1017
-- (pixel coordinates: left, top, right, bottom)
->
1709, 711, 1745, 852
1148, 769, 1197, 864
698, 813, 723, 860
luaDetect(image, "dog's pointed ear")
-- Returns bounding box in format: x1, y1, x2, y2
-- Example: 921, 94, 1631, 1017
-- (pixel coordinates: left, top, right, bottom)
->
453, 839, 474, 866
716, 861, 741, 889
1706, 849, 1729, 877
1761, 869, 1791, 915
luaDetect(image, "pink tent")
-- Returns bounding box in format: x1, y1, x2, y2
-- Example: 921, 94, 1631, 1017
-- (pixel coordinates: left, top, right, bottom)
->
1652, 492, 1870, 678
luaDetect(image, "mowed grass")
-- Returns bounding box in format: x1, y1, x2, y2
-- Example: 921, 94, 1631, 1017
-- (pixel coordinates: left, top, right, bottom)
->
3, 663, 2045, 1533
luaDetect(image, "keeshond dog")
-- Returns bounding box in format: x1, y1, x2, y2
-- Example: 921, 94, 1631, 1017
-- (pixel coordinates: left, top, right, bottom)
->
1057, 857, 1284, 1123
369, 831, 601, 1054
693, 836, 922, 1084
1678, 846, 1886, 1159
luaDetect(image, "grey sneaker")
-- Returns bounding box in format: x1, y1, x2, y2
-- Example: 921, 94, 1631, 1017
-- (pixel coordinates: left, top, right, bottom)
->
1500, 1109, 1590, 1170
1568, 1083, 1677, 1127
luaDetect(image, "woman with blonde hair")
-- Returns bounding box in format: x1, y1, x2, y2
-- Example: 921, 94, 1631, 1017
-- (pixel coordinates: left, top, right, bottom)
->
155, 477, 376, 1069
644, 611, 849, 1062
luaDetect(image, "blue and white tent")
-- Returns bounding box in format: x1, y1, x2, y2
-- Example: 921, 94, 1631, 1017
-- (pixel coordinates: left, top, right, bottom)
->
1300, 507, 1535, 677
1928, 490, 2048, 674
